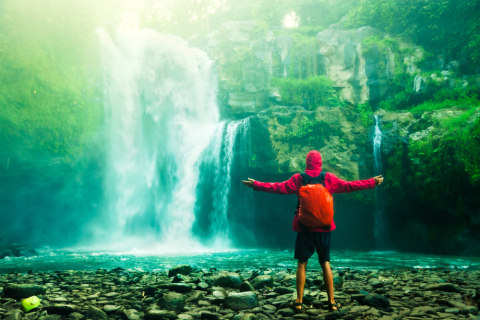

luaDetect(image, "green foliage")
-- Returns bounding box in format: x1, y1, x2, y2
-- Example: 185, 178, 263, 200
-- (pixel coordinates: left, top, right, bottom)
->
0, 0, 103, 162
287, 117, 331, 146
345, 0, 480, 72
362, 36, 397, 57
272, 76, 339, 109
354, 103, 374, 127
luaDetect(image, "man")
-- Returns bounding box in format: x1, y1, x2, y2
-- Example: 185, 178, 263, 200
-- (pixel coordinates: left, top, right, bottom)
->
242, 150, 383, 311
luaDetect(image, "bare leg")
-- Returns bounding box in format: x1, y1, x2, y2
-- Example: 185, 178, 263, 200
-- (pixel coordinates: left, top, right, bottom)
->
296, 261, 308, 309
320, 261, 338, 310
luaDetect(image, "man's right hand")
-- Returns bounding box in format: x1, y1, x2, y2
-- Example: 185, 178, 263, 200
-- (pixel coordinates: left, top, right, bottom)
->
242, 178, 255, 188
373, 175, 384, 186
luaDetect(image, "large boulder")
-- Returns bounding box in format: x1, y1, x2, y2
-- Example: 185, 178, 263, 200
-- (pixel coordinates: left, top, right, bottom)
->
225, 291, 259, 311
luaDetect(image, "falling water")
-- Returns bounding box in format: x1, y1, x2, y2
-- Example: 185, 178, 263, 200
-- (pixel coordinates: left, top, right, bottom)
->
97, 25, 220, 250
195, 118, 251, 247
373, 115, 386, 248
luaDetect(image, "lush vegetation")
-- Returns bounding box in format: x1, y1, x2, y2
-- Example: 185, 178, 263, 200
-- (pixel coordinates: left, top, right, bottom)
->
0, 0, 103, 163
272, 76, 339, 109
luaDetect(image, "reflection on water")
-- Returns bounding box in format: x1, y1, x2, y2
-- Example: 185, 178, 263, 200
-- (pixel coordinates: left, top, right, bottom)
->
1, 249, 479, 273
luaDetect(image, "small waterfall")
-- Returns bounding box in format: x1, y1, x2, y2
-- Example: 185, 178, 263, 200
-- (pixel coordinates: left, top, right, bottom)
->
194, 118, 251, 247
373, 115, 386, 249
97, 25, 220, 250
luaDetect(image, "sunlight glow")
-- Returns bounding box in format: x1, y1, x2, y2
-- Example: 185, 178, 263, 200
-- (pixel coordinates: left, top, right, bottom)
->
282, 11, 299, 29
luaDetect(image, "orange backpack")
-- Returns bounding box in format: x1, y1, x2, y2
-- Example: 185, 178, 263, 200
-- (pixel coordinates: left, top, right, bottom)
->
298, 172, 334, 228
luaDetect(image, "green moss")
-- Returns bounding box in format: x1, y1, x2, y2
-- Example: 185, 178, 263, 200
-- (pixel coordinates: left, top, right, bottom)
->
272, 76, 339, 109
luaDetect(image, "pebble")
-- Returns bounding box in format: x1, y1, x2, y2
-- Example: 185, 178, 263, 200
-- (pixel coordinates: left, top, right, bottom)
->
0, 266, 478, 319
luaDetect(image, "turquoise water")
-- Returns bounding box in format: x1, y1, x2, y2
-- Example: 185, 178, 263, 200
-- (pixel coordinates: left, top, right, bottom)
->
1, 249, 479, 273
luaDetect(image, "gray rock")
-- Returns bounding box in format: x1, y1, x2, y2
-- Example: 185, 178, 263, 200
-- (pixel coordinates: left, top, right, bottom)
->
200, 311, 219, 320
159, 292, 186, 311
274, 286, 295, 294
45, 304, 78, 315
3, 284, 46, 299
231, 313, 256, 320
240, 281, 255, 292
144, 310, 177, 320
364, 294, 391, 309
85, 306, 108, 320
160, 283, 193, 293
425, 283, 459, 292
103, 305, 121, 313
123, 309, 142, 320
250, 275, 274, 289
214, 272, 243, 288
4, 310, 24, 320
168, 265, 193, 277
225, 291, 259, 311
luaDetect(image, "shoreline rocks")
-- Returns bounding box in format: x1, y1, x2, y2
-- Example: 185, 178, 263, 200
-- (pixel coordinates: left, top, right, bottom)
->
0, 265, 478, 319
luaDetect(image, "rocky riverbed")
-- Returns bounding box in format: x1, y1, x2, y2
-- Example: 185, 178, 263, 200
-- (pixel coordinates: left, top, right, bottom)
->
1, 266, 478, 320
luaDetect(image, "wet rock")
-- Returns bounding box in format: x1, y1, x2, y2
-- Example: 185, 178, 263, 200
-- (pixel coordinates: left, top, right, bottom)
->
45, 304, 78, 315
158, 292, 186, 311
122, 309, 142, 320
200, 311, 219, 320
277, 308, 295, 316
240, 281, 255, 292
364, 293, 391, 309
425, 283, 460, 292
225, 291, 259, 311
4, 310, 24, 320
160, 283, 193, 293
85, 306, 108, 320
103, 305, 121, 313
168, 265, 193, 277
214, 272, 243, 288
144, 310, 177, 320
250, 275, 273, 289
3, 284, 46, 299
67, 312, 85, 320
274, 286, 295, 294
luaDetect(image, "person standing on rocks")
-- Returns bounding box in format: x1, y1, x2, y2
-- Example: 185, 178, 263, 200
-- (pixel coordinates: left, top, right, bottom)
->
242, 150, 383, 312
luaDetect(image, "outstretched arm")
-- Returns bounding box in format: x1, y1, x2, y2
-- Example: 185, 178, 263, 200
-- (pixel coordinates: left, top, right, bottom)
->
242, 178, 255, 188
242, 174, 301, 195
326, 173, 383, 193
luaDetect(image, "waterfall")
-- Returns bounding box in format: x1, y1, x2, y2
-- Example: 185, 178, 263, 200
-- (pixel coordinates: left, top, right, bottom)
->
373, 115, 386, 249
194, 118, 251, 248
97, 25, 220, 250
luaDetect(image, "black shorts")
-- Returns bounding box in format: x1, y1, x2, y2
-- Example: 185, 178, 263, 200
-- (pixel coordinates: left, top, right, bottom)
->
294, 231, 331, 263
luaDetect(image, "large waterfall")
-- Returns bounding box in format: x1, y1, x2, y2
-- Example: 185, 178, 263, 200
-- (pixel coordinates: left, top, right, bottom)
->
97, 26, 222, 251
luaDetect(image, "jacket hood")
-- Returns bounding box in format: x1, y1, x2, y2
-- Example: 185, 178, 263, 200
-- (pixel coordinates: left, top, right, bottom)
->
306, 150, 322, 171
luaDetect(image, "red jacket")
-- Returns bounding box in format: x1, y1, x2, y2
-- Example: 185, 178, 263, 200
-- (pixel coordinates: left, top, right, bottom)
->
252, 150, 376, 232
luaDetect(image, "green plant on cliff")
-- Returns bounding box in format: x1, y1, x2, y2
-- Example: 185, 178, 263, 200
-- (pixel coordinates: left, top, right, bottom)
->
287, 117, 331, 146
272, 76, 339, 109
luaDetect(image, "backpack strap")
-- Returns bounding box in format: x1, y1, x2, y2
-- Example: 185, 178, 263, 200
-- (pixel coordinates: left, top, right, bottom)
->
300, 171, 326, 187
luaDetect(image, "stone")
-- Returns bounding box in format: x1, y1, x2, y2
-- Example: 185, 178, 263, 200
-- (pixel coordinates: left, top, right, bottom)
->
161, 283, 193, 293
425, 283, 459, 292
168, 265, 193, 277
197, 282, 209, 290
103, 305, 121, 313
144, 310, 177, 320
123, 309, 142, 320
231, 313, 256, 320
277, 308, 295, 316
225, 291, 259, 311
4, 310, 24, 320
45, 304, 78, 315
274, 286, 295, 294
364, 294, 391, 309
3, 284, 46, 299
159, 292, 186, 311
67, 312, 85, 320
85, 306, 108, 320
240, 281, 255, 292
250, 275, 274, 289
214, 272, 243, 288
200, 311, 219, 320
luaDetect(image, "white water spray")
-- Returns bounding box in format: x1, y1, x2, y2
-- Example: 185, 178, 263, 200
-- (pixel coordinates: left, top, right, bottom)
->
97, 25, 220, 250
373, 115, 385, 248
